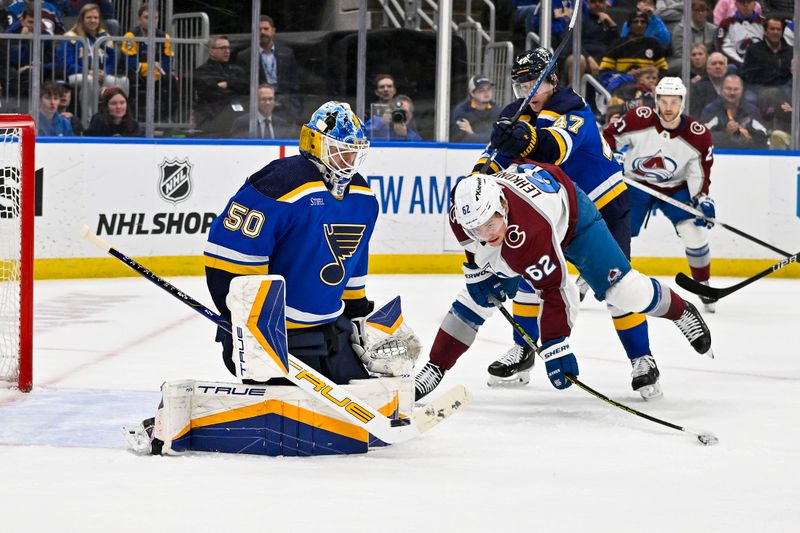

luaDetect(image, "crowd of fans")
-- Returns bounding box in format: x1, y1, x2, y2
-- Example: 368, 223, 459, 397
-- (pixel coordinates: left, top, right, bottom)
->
0, 0, 796, 149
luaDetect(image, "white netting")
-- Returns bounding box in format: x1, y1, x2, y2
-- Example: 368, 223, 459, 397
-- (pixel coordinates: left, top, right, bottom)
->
0, 127, 23, 387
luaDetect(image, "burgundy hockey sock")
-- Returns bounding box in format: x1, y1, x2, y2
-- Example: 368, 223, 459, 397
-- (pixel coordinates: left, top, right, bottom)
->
428, 328, 470, 370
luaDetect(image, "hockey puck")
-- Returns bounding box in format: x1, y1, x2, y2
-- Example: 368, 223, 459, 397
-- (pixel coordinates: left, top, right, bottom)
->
697, 433, 719, 446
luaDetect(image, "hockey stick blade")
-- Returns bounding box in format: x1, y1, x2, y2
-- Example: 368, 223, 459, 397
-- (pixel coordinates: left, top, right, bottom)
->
412, 385, 474, 433
676, 250, 800, 300
80, 225, 471, 445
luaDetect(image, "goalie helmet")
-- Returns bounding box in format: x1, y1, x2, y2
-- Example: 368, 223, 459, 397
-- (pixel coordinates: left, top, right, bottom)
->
453, 174, 507, 239
654, 77, 687, 118
511, 47, 558, 98
300, 101, 370, 198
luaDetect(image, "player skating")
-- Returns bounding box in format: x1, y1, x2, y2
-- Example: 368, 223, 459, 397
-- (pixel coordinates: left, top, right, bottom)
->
414, 166, 713, 400
470, 47, 659, 399
602, 77, 718, 313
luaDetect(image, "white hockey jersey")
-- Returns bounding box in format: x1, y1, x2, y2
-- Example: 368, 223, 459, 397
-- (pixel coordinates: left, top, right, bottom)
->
602, 106, 714, 197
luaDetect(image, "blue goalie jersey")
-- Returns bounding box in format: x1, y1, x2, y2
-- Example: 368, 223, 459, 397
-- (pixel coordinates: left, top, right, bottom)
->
475, 88, 626, 210
205, 155, 379, 329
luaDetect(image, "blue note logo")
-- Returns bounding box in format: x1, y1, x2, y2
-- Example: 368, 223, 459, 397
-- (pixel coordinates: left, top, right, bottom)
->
320, 224, 366, 285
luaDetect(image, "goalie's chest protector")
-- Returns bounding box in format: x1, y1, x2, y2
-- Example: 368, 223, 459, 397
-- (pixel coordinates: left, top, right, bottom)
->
207, 155, 379, 325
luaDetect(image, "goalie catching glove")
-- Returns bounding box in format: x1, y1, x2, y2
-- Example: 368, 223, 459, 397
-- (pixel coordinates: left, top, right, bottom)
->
350, 296, 422, 376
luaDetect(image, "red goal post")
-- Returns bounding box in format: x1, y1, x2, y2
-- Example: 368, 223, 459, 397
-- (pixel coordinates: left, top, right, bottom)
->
0, 114, 34, 392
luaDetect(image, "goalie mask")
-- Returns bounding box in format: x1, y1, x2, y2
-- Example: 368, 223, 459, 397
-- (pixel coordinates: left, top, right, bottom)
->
453, 174, 508, 242
511, 47, 558, 99
300, 101, 370, 198
654, 77, 686, 121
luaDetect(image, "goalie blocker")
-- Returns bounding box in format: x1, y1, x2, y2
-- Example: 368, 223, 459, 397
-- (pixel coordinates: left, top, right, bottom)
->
127, 275, 422, 456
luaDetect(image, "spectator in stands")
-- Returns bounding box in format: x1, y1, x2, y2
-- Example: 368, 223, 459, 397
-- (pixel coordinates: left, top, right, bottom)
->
701, 73, 768, 148
655, 0, 682, 30
120, 4, 175, 121
565, 0, 619, 83
670, 1, 716, 69
716, 0, 765, 69
605, 65, 659, 120
5, 6, 56, 97
230, 84, 292, 139
57, 0, 118, 35
56, 81, 83, 134
741, 17, 792, 87
520, 0, 576, 47
599, 11, 668, 91
366, 95, 423, 141
690, 51, 728, 116
58, 3, 126, 91
193, 35, 248, 137
6, 0, 65, 34
85, 86, 142, 136
688, 43, 709, 82
713, 0, 762, 25
367, 73, 397, 119
236, 15, 298, 115
450, 74, 496, 143
37, 80, 73, 136
620, 0, 671, 50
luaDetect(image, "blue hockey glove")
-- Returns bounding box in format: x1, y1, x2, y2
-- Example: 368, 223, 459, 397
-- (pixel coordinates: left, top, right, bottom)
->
541, 336, 579, 390
490, 119, 538, 159
463, 263, 519, 308
693, 195, 716, 228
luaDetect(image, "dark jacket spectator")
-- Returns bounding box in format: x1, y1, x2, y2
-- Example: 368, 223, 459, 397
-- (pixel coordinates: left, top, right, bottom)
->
5, 7, 56, 96
690, 52, 728, 116
235, 15, 298, 114
599, 12, 668, 89
740, 18, 792, 86
701, 74, 768, 148
450, 74, 497, 143
194, 35, 249, 135
85, 87, 142, 137
229, 84, 293, 139
6, 0, 65, 34
579, 0, 619, 62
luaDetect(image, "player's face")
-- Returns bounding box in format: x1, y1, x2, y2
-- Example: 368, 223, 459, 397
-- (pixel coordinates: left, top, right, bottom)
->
471, 212, 507, 246
656, 95, 682, 123
516, 81, 553, 112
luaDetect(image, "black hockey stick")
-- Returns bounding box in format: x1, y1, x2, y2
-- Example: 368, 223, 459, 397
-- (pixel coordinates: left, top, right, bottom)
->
479, 7, 580, 174
675, 251, 799, 299
623, 177, 792, 257
81, 226, 472, 444
491, 299, 719, 446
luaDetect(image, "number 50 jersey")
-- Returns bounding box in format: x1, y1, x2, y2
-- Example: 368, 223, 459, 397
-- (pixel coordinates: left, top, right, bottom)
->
205, 155, 379, 329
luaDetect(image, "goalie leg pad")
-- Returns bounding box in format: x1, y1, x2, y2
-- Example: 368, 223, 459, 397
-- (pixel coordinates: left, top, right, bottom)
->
153, 378, 404, 456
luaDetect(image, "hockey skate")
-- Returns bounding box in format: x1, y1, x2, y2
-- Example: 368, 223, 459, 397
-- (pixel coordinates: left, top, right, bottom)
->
672, 301, 713, 357
415, 362, 446, 400
699, 282, 717, 313
631, 355, 662, 401
122, 417, 163, 455
487, 343, 536, 387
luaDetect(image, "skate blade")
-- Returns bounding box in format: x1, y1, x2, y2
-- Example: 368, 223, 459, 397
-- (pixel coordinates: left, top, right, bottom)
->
700, 347, 715, 359
636, 383, 663, 401
487, 371, 531, 388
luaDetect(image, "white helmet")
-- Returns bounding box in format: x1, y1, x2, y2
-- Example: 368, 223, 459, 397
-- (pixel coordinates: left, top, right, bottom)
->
654, 77, 686, 118
453, 174, 507, 239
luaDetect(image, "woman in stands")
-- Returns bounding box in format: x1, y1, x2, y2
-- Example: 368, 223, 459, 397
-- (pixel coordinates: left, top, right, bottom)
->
85, 86, 142, 137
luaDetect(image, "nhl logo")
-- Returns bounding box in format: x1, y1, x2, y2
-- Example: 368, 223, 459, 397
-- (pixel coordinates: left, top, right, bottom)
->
158, 158, 193, 204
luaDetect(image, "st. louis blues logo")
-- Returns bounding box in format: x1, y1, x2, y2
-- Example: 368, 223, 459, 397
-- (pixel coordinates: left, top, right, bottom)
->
630, 150, 678, 182
320, 224, 366, 285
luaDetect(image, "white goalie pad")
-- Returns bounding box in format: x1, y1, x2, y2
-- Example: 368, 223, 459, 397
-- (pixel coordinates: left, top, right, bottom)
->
226, 275, 290, 382
352, 296, 422, 377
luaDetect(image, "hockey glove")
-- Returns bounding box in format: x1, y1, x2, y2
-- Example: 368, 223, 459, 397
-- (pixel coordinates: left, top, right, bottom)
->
541, 336, 579, 390
693, 195, 716, 229
490, 119, 538, 159
463, 263, 520, 308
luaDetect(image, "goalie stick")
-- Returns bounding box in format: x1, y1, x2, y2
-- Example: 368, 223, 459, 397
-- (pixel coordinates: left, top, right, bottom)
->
479, 7, 580, 174
491, 299, 719, 446
622, 177, 792, 257
81, 226, 472, 444
675, 251, 799, 299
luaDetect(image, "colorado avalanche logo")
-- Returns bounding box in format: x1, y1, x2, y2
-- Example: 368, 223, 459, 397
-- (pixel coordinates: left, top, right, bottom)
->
630, 150, 678, 182
504, 224, 526, 248
635, 107, 653, 119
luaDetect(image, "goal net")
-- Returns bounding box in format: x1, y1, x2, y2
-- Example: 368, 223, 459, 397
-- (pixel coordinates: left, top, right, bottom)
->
0, 115, 34, 392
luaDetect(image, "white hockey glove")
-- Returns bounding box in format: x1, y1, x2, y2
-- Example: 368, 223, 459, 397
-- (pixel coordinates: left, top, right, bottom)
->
350, 297, 422, 377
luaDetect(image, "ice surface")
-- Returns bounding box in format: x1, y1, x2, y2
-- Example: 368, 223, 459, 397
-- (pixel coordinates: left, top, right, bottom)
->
1, 274, 798, 532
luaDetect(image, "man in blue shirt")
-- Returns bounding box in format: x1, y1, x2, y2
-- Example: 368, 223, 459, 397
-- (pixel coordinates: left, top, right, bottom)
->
37, 81, 73, 137
365, 95, 423, 141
